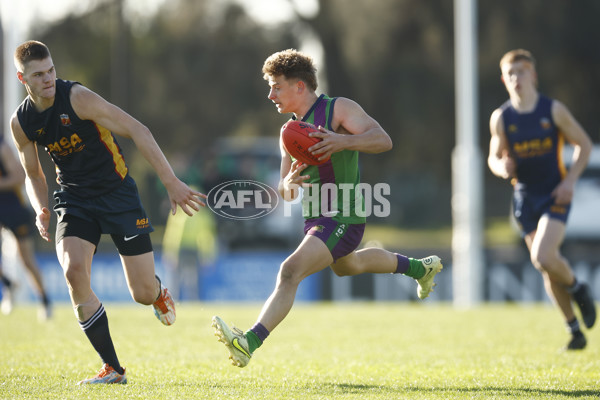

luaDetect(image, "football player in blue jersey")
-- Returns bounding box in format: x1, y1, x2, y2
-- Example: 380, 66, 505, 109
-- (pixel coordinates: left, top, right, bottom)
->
10, 40, 206, 384
0, 134, 52, 320
488, 49, 596, 350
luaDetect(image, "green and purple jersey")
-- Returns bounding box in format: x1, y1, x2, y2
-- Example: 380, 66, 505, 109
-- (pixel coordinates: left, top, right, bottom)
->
293, 94, 366, 224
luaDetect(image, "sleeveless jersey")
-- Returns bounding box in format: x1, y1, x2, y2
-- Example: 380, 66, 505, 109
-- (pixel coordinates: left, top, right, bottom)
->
16, 79, 128, 198
500, 94, 566, 194
291, 94, 365, 224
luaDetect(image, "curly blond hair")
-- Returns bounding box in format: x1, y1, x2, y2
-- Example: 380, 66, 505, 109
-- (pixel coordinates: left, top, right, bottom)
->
262, 49, 318, 91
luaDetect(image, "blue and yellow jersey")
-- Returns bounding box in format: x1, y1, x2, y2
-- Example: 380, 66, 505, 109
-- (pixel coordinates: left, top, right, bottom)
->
290, 94, 365, 224
501, 94, 566, 194
16, 79, 129, 198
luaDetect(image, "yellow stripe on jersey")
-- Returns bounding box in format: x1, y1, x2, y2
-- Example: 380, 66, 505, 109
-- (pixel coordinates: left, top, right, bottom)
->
557, 133, 567, 179
96, 124, 128, 178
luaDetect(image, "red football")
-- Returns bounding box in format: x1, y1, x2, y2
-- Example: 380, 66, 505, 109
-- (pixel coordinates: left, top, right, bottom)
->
280, 120, 330, 165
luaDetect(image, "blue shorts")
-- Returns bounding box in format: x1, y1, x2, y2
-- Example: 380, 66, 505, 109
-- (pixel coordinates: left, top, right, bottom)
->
304, 217, 365, 261
512, 190, 570, 236
53, 175, 154, 238
0, 194, 34, 239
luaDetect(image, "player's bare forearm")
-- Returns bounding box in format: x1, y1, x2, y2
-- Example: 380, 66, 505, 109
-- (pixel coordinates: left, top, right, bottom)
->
278, 180, 300, 202
341, 128, 392, 154
488, 155, 512, 180
25, 173, 52, 242
564, 142, 591, 186
130, 129, 207, 215
24, 174, 49, 215
312, 127, 391, 155
279, 160, 308, 201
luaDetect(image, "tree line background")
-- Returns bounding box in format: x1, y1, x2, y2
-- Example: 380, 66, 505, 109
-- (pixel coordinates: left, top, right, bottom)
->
18, 0, 600, 232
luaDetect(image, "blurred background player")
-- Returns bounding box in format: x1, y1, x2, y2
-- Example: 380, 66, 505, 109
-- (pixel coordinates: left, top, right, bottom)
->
0, 133, 51, 320
488, 49, 596, 350
212, 49, 443, 368
161, 185, 217, 301
10, 40, 206, 384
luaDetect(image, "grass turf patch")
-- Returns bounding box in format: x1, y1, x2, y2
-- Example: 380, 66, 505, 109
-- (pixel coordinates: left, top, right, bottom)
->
1, 303, 598, 399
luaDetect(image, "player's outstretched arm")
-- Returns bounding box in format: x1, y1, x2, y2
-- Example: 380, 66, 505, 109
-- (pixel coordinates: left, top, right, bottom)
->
70, 84, 207, 216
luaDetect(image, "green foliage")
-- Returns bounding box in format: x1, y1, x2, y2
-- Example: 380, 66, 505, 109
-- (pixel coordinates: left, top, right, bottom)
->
25, 0, 600, 228
1, 303, 599, 399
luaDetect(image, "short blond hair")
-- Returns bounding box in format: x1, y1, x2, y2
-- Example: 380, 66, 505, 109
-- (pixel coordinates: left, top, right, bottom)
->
499, 49, 536, 70
14, 40, 51, 73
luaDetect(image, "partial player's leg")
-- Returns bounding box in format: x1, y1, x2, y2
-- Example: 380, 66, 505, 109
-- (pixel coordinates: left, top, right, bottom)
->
213, 235, 333, 367
526, 216, 595, 350
257, 235, 333, 331
332, 248, 443, 299
114, 233, 175, 326
57, 216, 126, 383
15, 236, 52, 320
311, 219, 442, 298
57, 235, 127, 383
0, 264, 15, 315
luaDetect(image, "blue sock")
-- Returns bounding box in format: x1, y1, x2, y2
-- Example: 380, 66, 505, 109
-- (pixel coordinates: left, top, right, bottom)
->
394, 253, 410, 274
246, 322, 270, 353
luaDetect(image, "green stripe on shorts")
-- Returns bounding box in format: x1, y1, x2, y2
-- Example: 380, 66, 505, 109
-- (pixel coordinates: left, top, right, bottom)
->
325, 222, 348, 252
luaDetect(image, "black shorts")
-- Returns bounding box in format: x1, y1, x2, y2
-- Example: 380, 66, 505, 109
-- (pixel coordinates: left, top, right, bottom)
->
53, 175, 154, 254
0, 194, 35, 239
56, 214, 153, 256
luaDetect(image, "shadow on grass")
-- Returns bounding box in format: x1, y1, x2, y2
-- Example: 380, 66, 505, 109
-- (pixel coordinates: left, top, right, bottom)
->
319, 383, 600, 398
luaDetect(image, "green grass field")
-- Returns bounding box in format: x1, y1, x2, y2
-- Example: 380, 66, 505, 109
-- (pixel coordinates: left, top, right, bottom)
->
1, 302, 598, 399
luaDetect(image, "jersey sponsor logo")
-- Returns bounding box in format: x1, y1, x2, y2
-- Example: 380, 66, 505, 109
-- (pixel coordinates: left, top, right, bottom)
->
507, 124, 518, 134
35, 128, 46, 137
46, 133, 86, 156
512, 137, 553, 158
60, 114, 72, 126
136, 218, 150, 228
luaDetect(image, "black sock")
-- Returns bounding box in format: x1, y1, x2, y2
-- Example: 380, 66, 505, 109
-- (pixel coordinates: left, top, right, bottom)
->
1, 274, 12, 288
79, 304, 124, 374
566, 318, 582, 335
566, 277, 582, 294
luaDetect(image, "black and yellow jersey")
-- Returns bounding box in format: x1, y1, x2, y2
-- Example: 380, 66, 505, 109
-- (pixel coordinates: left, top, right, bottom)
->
16, 79, 129, 198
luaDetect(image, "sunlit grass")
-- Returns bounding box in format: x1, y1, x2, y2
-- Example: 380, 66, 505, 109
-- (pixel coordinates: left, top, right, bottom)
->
1, 303, 598, 399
